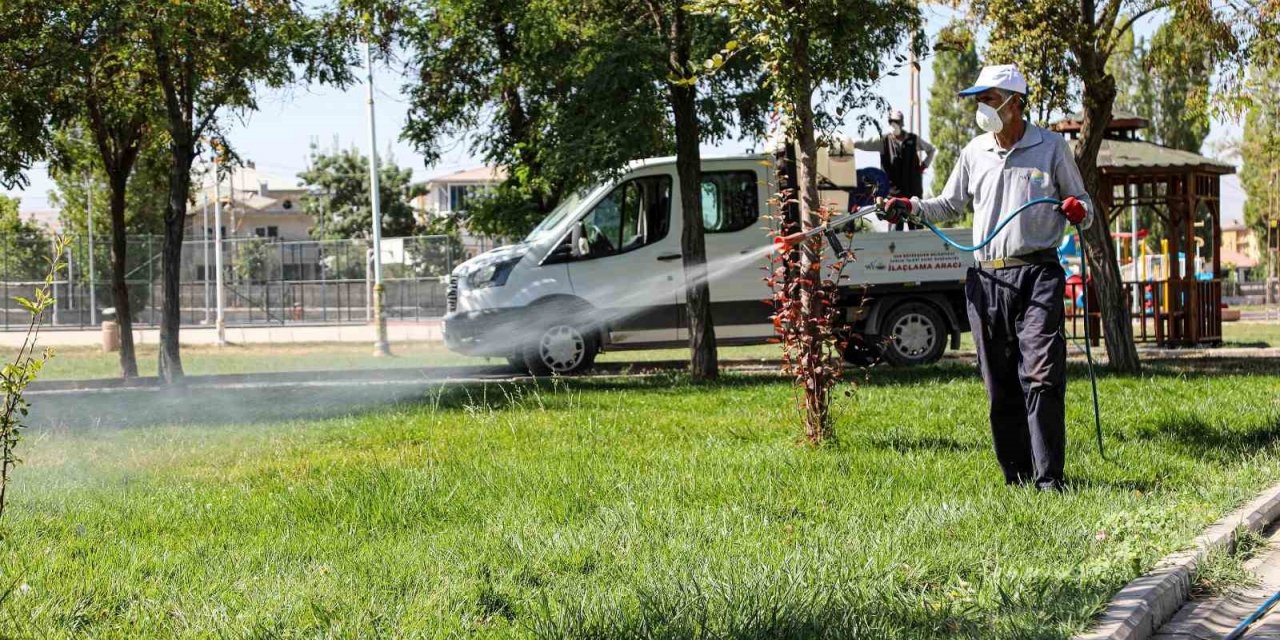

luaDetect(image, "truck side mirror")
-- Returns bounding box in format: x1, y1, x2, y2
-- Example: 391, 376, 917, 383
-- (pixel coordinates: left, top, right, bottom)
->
571, 222, 589, 257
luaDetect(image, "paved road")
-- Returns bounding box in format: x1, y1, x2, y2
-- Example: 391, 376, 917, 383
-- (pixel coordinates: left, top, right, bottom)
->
1156, 524, 1280, 639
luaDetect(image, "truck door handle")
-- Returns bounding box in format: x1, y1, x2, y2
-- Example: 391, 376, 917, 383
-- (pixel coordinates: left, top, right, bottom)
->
656, 253, 683, 261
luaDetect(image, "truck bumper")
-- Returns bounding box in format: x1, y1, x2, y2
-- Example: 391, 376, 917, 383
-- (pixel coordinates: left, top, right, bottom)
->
442, 308, 525, 357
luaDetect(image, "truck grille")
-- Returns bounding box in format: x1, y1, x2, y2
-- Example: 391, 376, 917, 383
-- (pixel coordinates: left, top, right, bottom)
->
446, 276, 458, 313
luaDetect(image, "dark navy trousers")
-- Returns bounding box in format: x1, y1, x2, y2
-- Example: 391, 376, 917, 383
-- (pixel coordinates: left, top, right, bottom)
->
964, 263, 1068, 489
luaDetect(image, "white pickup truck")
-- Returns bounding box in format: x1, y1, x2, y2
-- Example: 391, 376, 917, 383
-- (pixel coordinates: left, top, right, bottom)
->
443, 153, 977, 375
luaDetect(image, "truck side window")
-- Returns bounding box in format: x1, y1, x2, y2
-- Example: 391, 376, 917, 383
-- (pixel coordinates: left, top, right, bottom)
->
701, 171, 759, 233
578, 175, 671, 259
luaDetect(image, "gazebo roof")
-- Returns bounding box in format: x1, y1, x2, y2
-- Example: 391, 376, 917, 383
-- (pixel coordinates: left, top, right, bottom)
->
1050, 109, 1235, 175
1066, 138, 1236, 176
1051, 110, 1150, 133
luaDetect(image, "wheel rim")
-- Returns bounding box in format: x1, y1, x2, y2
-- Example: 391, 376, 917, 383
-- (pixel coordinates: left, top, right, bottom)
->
539, 325, 586, 372
890, 312, 935, 358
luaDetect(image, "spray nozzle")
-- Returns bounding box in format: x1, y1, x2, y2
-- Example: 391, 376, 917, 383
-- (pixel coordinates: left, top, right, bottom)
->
770, 204, 880, 254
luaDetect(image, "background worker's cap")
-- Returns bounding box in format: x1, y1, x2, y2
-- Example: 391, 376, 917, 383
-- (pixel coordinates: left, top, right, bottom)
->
888, 109, 904, 124
958, 64, 1028, 96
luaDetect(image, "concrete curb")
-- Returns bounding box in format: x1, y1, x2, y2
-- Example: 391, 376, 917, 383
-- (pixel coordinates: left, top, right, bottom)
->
1075, 480, 1280, 640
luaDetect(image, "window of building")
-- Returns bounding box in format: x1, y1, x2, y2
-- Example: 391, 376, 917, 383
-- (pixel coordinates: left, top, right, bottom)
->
449, 185, 471, 212
700, 171, 759, 233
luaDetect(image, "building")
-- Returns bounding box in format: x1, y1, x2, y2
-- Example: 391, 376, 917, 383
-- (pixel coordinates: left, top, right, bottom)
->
187, 163, 312, 242
413, 166, 508, 259
1220, 222, 1261, 281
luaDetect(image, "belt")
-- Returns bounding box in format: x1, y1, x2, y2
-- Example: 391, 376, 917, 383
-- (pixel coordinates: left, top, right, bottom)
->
978, 248, 1059, 270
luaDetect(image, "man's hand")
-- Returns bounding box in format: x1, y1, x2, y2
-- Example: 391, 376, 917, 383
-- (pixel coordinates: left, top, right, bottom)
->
1059, 196, 1087, 225
876, 197, 917, 225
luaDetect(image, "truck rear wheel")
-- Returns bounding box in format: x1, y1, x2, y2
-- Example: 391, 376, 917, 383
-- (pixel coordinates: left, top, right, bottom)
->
880, 301, 946, 366
523, 322, 599, 376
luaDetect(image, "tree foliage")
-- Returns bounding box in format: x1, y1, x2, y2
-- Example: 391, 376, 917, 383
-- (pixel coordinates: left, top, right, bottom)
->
392, 0, 767, 240
0, 0, 173, 378
395, 0, 670, 239
928, 22, 983, 197
977, 0, 1075, 126
297, 147, 422, 241
1239, 64, 1280, 251
1110, 22, 1212, 152
0, 196, 49, 281
48, 126, 169, 239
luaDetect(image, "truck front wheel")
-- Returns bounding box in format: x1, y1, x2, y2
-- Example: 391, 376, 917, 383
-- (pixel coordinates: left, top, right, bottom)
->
523, 322, 599, 376
879, 301, 947, 366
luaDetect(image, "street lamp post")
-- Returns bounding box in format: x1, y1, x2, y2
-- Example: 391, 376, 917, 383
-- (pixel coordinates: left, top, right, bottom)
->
85, 174, 97, 325
365, 40, 391, 356
203, 186, 211, 324
214, 163, 227, 346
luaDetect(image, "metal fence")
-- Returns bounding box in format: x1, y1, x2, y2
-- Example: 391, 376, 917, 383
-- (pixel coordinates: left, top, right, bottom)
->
0, 234, 458, 330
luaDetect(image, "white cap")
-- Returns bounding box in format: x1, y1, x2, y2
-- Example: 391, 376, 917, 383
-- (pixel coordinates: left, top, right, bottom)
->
958, 64, 1028, 96
888, 109, 904, 123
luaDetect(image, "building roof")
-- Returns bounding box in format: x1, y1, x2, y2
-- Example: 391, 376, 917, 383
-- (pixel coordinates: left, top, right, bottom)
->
1221, 248, 1257, 268
425, 166, 507, 185
193, 163, 303, 205
20, 209, 61, 234
1065, 138, 1236, 176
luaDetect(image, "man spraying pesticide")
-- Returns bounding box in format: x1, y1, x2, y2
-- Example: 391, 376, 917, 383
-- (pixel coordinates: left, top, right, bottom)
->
877, 64, 1093, 492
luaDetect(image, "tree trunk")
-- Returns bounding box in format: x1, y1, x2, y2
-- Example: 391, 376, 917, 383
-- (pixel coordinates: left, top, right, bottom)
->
668, 10, 717, 381
106, 172, 138, 378
158, 141, 192, 383
1075, 57, 1142, 373
788, 29, 830, 443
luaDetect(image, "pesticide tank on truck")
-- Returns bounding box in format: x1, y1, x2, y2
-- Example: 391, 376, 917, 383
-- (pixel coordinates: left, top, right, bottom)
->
443, 153, 981, 375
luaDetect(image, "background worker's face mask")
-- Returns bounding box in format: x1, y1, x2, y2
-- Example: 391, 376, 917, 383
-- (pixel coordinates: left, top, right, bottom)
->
975, 94, 1015, 133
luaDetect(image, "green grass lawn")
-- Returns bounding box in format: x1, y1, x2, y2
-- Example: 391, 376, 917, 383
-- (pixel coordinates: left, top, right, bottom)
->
1220, 321, 1280, 347
32, 341, 788, 381
32, 319, 1279, 381
3, 358, 1279, 637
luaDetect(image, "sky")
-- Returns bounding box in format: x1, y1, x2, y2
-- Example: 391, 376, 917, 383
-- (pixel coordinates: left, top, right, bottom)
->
3, 5, 1248, 224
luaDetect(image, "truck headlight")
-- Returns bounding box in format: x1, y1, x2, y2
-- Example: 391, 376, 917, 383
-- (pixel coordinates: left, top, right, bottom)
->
466, 257, 520, 289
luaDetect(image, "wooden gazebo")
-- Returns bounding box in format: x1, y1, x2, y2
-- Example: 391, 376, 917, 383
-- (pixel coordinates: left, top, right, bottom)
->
1053, 111, 1235, 346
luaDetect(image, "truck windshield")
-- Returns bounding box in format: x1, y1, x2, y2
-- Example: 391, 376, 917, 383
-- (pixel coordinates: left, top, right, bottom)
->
524, 191, 585, 244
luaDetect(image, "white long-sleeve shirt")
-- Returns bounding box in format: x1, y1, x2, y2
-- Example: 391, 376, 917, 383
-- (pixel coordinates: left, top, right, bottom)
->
912, 123, 1094, 261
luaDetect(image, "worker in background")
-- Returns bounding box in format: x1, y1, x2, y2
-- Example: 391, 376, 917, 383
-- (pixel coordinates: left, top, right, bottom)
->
855, 109, 935, 230
877, 64, 1092, 492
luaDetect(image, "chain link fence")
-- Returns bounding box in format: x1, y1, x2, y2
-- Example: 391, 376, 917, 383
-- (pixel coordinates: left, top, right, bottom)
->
0, 234, 457, 330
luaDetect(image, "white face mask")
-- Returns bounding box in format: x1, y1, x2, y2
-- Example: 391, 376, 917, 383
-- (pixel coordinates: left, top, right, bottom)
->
890, 123, 903, 136
976, 94, 1016, 133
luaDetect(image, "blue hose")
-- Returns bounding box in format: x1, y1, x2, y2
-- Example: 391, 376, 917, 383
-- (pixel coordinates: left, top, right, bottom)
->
914, 197, 1106, 459
918, 197, 1064, 252
1226, 588, 1280, 639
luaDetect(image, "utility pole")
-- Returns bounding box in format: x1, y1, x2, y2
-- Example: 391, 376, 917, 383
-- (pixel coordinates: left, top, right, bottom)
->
365, 40, 391, 357
85, 173, 97, 325
202, 181, 211, 324
907, 0, 922, 134
214, 162, 227, 346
